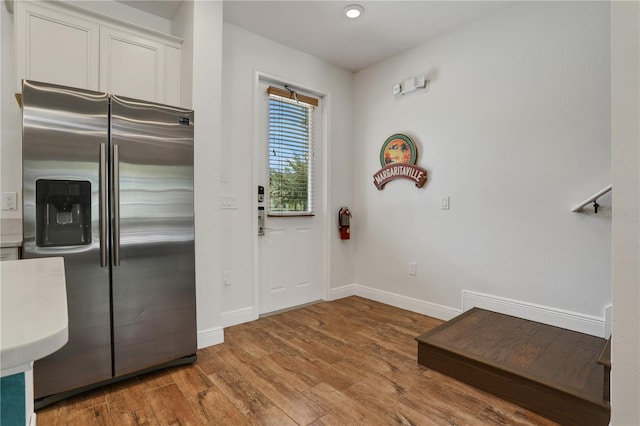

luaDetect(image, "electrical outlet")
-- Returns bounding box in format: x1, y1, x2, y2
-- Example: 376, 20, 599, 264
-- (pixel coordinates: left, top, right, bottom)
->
409, 262, 417, 276
1, 192, 18, 211
223, 271, 232, 286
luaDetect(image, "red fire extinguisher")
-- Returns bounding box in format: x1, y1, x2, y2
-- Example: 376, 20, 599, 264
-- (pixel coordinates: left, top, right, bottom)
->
339, 207, 352, 240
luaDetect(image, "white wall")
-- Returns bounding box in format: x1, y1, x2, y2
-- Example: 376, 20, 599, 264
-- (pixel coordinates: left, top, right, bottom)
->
1, 0, 22, 220
189, 0, 223, 347
611, 1, 640, 424
221, 23, 355, 320
353, 2, 611, 322
171, 0, 224, 347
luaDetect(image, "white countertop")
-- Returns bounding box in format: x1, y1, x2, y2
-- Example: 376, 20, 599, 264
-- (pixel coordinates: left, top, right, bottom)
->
1, 257, 68, 377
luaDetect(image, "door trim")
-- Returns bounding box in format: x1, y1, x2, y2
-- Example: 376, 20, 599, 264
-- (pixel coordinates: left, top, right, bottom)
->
252, 70, 331, 318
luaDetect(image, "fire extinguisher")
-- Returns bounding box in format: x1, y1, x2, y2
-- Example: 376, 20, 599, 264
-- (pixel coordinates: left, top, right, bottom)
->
339, 207, 352, 240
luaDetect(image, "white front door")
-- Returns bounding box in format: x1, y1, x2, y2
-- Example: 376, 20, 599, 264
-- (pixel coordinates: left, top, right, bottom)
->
257, 81, 323, 314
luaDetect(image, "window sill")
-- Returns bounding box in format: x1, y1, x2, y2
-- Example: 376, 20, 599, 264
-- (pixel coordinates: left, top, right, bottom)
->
267, 213, 315, 218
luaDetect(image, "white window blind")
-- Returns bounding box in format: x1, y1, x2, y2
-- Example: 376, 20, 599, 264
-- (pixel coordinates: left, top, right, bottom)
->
267, 87, 316, 215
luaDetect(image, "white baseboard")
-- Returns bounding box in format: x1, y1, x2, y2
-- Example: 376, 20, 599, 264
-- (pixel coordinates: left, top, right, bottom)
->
198, 307, 258, 350
328, 284, 461, 321
197, 326, 224, 349
604, 304, 612, 338
222, 306, 256, 328
217, 287, 607, 340
327, 283, 359, 301
462, 290, 606, 337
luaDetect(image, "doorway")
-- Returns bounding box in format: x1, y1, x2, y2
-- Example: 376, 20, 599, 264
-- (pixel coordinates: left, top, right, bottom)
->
255, 78, 326, 315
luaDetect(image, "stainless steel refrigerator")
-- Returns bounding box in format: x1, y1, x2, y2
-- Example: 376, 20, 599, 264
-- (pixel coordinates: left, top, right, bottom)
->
21, 80, 197, 406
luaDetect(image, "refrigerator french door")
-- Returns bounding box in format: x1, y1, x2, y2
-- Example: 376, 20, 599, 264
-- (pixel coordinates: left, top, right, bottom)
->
21, 80, 197, 403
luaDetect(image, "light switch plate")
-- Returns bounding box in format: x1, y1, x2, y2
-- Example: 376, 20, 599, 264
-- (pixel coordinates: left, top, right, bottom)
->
441, 196, 450, 210
409, 262, 417, 276
221, 194, 238, 209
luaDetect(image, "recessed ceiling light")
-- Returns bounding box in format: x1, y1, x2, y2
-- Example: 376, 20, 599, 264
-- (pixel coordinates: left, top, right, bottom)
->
344, 4, 364, 19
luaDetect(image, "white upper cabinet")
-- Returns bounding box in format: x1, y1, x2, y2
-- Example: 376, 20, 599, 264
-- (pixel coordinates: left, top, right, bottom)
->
163, 45, 182, 107
100, 25, 165, 102
14, 1, 183, 106
15, 1, 100, 92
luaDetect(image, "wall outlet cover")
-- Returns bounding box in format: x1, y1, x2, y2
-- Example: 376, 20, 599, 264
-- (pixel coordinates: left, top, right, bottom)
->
1, 192, 18, 211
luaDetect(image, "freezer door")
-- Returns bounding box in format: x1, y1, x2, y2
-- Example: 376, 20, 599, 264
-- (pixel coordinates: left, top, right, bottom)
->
22, 80, 112, 398
110, 95, 196, 376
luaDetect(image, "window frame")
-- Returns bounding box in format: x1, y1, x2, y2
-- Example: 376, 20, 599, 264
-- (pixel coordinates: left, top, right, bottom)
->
266, 87, 317, 217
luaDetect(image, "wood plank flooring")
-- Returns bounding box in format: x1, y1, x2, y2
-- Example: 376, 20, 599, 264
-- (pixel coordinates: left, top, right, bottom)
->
36, 296, 559, 425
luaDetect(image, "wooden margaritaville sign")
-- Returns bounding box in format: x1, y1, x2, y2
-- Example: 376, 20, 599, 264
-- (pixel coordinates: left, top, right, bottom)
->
373, 134, 427, 190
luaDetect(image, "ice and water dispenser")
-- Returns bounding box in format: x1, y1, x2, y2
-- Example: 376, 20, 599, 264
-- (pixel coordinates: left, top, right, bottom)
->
36, 179, 91, 247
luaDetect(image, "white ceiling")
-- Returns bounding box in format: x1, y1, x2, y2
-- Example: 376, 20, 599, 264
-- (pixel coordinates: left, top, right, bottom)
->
119, 1, 509, 72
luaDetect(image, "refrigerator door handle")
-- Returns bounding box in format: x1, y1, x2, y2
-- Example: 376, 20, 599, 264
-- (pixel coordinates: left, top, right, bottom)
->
113, 144, 121, 266
100, 143, 108, 267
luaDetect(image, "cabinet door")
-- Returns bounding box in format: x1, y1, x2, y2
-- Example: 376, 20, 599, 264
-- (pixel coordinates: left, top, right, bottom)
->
15, 2, 100, 92
100, 26, 164, 103
164, 45, 182, 107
